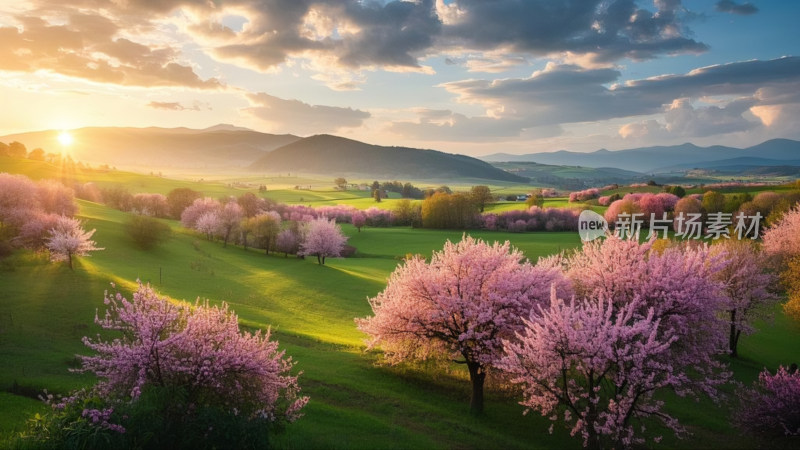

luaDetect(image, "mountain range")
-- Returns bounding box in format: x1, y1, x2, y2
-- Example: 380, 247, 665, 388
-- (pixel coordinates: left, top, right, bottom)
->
0, 126, 526, 182
482, 139, 800, 173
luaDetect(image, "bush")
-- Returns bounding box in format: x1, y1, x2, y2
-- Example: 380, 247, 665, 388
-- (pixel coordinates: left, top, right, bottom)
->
125, 214, 171, 250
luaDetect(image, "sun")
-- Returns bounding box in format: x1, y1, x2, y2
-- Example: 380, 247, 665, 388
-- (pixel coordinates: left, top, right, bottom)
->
57, 131, 74, 147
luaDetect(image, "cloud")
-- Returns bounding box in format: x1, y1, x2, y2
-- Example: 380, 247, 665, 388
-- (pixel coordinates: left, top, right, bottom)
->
439, 0, 707, 65
147, 101, 210, 111
243, 92, 370, 135
619, 97, 761, 140
715, 1, 759, 15
5, 0, 712, 90
0, 11, 222, 89
438, 57, 800, 127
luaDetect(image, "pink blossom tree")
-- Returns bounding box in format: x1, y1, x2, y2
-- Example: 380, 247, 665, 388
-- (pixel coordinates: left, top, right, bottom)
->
36, 179, 78, 217
352, 211, 366, 232
275, 228, 298, 257
45, 216, 103, 269
194, 211, 221, 241
500, 290, 679, 449
180, 197, 220, 229
562, 237, 730, 402
710, 240, 779, 357
217, 200, 244, 247
356, 235, 568, 414
762, 205, 800, 264
0, 172, 39, 232
79, 282, 308, 424
299, 217, 347, 265
734, 365, 800, 439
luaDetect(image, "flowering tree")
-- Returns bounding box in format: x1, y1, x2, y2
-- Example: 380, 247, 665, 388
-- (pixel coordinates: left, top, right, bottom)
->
180, 197, 220, 229
194, 211, 221, 241
352, 211, 366, 232
500, 291, 678, 449
0, 172, 39, 232
563, 237, 730, 396
217, 201, 243, 247
762, 205, 800, 264
710, 240, 779, 357
36, 179, 78, 217
299, 217, 347, 265
357, 236, 568, 414
79, 283, 308, 422
762, 206, 800, 324
275, 228, 298, 257
45, 216, 103, 269
734, 365, 800, 439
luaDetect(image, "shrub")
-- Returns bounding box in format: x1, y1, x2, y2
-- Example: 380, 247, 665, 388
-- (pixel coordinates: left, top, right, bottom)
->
125, 214, 171, 250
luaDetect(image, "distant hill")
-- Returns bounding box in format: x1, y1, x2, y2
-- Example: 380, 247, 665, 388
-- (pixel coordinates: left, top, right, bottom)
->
0, 126, 300, 168
250, 134, 528, 182
489, 162, 646, 190
482, 139, 800, 173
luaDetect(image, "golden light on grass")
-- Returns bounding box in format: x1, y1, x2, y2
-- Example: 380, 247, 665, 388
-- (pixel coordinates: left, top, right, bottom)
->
57, 130, 74, 147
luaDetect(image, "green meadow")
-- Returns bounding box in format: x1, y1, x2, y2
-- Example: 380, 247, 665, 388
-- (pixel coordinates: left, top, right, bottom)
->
1, 160, 799, 449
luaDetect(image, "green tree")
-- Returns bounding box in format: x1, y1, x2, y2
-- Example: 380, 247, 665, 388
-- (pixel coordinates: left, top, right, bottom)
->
702, 191, 725, 215
373, 189, 382, 202
27, 148, 45, 161
166, 188, 201, 219
334, 177, 348, 190
525, 190, 545, 208
470, 185, 493, 212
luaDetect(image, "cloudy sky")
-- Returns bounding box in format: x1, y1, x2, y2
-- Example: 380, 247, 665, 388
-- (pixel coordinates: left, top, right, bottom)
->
1, 0, 798, 156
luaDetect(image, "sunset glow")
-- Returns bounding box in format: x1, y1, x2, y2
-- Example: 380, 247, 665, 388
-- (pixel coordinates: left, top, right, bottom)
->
57, 131, 73, 147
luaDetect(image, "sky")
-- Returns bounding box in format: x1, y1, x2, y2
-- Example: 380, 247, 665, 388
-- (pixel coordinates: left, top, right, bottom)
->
0, 0, 799, 156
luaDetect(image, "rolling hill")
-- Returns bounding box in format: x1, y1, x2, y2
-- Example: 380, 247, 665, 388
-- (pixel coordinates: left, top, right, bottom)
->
482, 139, 800, 173
0, 125, 300, 169
249, 134, 528, 182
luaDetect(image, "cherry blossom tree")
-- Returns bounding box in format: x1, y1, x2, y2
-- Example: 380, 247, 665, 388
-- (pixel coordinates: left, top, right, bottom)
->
734, 365, 800, 439
710, 240, 779, 357
0, 172, 39, 232
275, 228, 298, 257
77, 283, 308, 431
36, 179, 78, 217
357, 235, 568, 414
762, 205, 800, 265
352, 211, 366, 232
217, 200, 243, 247
562, 237, 730, 397
180, 197, 220, 229
500, 290, 678, 449
45, 216, 103, 269
299, 217, 347, 265
501, 237, 731, 447
194, 211, 221, 241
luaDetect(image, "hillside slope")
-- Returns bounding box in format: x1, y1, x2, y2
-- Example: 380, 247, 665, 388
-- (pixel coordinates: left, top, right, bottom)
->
250, 134, 528, 182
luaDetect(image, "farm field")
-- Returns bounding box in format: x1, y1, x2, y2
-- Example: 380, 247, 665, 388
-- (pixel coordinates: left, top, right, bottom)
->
1, 189, 798, 448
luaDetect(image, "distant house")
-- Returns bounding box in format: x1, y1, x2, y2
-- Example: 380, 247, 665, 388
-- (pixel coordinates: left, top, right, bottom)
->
517, 195, 529, 201
358, 184, 370, 191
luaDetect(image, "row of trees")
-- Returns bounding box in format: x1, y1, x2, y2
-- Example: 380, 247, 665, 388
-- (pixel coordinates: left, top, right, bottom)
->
180, 197, 348, 265
358, 231, 790, 448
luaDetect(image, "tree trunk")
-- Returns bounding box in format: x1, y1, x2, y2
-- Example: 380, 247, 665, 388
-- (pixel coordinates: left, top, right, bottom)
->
729, 308, 738, 357
466, 361, 485, 415
67, 252, 73, 270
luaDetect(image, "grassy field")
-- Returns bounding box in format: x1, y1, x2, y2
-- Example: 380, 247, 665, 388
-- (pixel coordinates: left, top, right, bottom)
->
1, 197, 798, 449
2, 159, 799, 449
